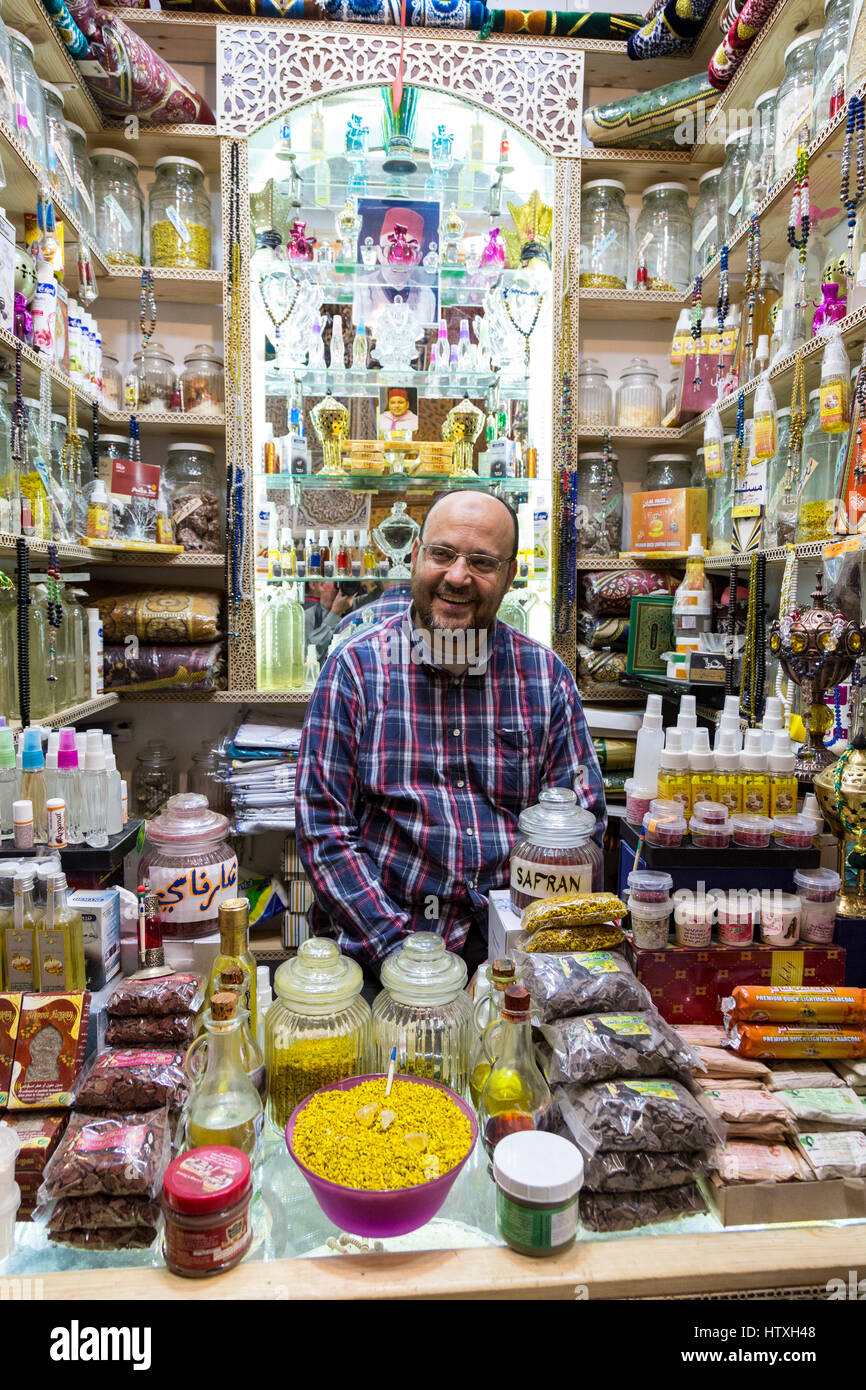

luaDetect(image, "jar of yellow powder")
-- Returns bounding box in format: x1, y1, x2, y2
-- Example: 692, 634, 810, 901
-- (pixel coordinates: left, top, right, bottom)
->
149, 157, 213, 270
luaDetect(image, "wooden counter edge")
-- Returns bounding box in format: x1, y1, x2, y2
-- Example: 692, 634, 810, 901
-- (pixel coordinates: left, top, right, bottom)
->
30, 1224, 866, 1300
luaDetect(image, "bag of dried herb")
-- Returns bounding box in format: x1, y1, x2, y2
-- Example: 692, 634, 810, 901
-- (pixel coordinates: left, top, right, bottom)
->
582, 1147, 712, 1193
580, 1182, 705, 1233
515, 950, 652, 1023
541, 1012, 701, 1085
38, 1108, 171, 1202
557, 1078, 724, 1154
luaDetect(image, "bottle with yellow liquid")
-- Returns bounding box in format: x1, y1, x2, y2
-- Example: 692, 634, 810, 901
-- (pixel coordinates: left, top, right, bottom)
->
478, 984, 552, 1157
469, 957, 515, 1107
185, 991, 264, 1161
714, 730, 742, 815
688, 728, 717, 810
208, 898, 258, 1039
657, 728, 692, 818
768, 729, 798, 817
739, 728, 770, 816
216, 964, 266, 1101
36, 871, 86, 991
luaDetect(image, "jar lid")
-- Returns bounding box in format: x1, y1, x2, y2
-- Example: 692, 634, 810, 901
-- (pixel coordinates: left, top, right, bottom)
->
90, 147, 140, 171
642, 808, 687, 835
647, 452, 691, 462
784, 28, 822, 63
183, 343, 224, 368
730, 813, 774, 833
698, 167, 722, 186
619, 358, 659, 381
627, 870, 673, 894
774, 813, 817, 835
578, 451, 619, 463
755, 87, 779, 107
380, 931, 467, 1006
648, 797, 683, 818
793, 867, 841, 893
627, 894, 674, 919
689, 800, 727, 824
724, 126, 751, 148
142, 341, 174, 362
642, 181, 689, 197
167, 441, 216, 455
714, 889, 760, 919
155, 155, 206, 175
39, 80, 65, 106
493, 1130, 583, 1205
689, 813, 730, 834
274, 936, 363, 1011
163, 1146, 251, 1214
582, 178, 626, 194
516, 787, 596, 846
7, 30, 35, 57
673, 890, 719, 922
145, 792, 229, 847
97, 434, 130, 445
136, 740, 176, 765
578, 357, 608, 379
759, 890, 801, 912
66, 121, 87, 141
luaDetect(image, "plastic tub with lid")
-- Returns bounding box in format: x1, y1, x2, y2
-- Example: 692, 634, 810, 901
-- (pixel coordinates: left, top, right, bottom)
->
509, 787, 602, 910
138, 792, 237, 941
372, 932, 473, 1094
628, 895, 673, 949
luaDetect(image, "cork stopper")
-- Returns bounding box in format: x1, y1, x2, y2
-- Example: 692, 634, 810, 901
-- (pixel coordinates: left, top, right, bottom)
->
210, 991, 237, 1021
502, 984, 530, 1019
220, 965, 245, 988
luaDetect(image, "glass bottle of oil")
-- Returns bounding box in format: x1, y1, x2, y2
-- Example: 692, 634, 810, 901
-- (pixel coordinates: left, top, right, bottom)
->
208, 897, 258, 1038
185, 991, 264, 1161
217, 964, 266, 1101
688, 728, 717, 810
478, 984, 552, 1156
657, 727, 692, 817
4, 870, 43, 990
740, 728, 770, 816
768, 729, 798, 817
36, 871, 86, 991
469, 957, 515, 1107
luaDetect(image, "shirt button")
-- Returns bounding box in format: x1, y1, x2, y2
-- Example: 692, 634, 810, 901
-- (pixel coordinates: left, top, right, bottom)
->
466, 827, 474, 835
453, 727, 461, 737
457, 780, 465, 788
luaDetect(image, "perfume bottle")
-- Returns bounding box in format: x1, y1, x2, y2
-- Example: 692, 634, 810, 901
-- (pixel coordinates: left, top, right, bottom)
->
362, 530, 377, 576
360, 236, 377, 270
422, 242, 440, 271
449, 344, 459, 372
287, 220, 315, 261
307, 316, 325, 369
457, 319, 472, 371
352, 318, 368, 370
345, 114, 369, 158
335, 531, 349, 576
386, 223, 417, 266
481, 226, 506, 269
319, 528, 332, 575
304, 643, 320, 686
330, 314, 344, 370
435, 319, 450, 372
308, 530, 322, 577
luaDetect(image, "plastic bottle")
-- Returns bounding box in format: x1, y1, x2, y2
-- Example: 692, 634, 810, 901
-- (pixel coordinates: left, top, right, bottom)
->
714, 730, 742, 815
688, 728, 717, 809
304, 643, 320, 687
752, 374, 777, 460
739, 727, 770, 816
657, 727, 692, 817
754, 333, 770, 378
352, 317, 367, 371
533, 493, 550, 578
761, 695, 785, 752
633, 693, 664, 797
87, 608, 103, 698
18, 728, 47, 843
102, 735, 123, 835
672, 533, 713, 655
670, 307, 692, 367
256, 964, 273, 1054
676, 694, 698, 752
703, 410, 725, 479
819, 328, 851, 433
0, 728, 14, 838
714, 695, 744, 752
768, 728, 798, 817
44, 731, 60, 805
56, 729, 82, 845
80, 731, 108, 847
85, 479, 109, 539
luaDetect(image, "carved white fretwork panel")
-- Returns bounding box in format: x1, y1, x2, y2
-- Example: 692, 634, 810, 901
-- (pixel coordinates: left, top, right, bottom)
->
217, 24, 584, 156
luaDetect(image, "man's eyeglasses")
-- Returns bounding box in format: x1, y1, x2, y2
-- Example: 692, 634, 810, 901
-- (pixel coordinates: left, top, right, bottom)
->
419, 542, 514, 578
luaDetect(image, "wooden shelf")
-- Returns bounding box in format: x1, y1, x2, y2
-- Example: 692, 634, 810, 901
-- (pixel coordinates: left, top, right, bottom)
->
107, 550, 225, 568
4, 0, 103, 132
100, 409, 226, 439
574, 552, 685, 570
578, 426, 686, 446
0, 534, 109, 564
579, 287, 685, 322
0, 323, 97, 415
14, 694, 119, 730
95, 124, 221, 176
704, 540, 828, 568
580, 148, 703, 196
98, 266, 224, 306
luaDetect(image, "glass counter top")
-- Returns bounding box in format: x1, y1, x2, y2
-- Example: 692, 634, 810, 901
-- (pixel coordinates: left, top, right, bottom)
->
265, 368, 530, 400
255, 472, 541, 493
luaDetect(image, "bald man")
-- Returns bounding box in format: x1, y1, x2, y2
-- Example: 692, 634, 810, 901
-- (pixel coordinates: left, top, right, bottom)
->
296, 489, 606, 985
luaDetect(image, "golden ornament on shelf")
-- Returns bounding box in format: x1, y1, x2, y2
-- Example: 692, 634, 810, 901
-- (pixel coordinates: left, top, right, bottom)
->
442, 396, 485, 477
814, 739, 866, 917
505, 190, 553, 272
310, 394, 350, 475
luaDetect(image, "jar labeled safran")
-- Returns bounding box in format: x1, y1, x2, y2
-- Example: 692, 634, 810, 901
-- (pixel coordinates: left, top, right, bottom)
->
509, 787, 601, 911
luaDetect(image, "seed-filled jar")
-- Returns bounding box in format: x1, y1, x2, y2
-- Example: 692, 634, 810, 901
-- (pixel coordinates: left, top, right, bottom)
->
509, 787, 601, 911
91, 148, 144, 266
150, 156, 213, 269
580, 179, 629, 289
8, 30, 47, 170
164, 441, 222, 552
0, 11, 14, 130
577, 358, 612, 429
774, 31, 823, 179
634, 183, 692, 293
628, 896, 672, 949
372, 932, 473, 1093
643, 452, 692, 490
615, 358, 662, 427
67, 123, 95, 240
39, 82, 74, 208
627, 870, 673, 903
138, 792, 238, 942
576, 449, 622, 555
719, 128, 751, 243
180, 344, 224, 414
813, 0, 850, 132
265, 938, 372, 1132
741, 90, 777, 221
138, 341, 176, 413
691, 167, 721, 281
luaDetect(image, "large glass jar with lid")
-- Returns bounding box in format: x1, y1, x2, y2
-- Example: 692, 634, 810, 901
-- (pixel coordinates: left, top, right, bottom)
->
741, 90, 777, 222
577, 357, 612, 429
131, 738, 178, 818
509, 787, 602, 911
149, 156, 213, 269
774, 31, 823, 180
848, 0, 866, 96
0, 10, 14, 129
8, 30, 46, 169
719, 127, 751, 243
576, 448, 623, 555
372, 932, 473, 1094
813, 0, 850, 133
67, 123, 95, 239
615, 358, 662, 427
40, 82, 74, 208
101, 349, 123, 411
137, 342, 176, 412
795, 390, 845, 542
579, 179, 629, 289
19, 397, 51, 538
164, 441, 222, 552
690, 167, 721, 281
187, 739, 231, 817
180, 344, 224, 414
634, 183, 692, 293
94, 433, 129, 487
265, 938, 372, 1133
763, 407, 792, 546
643, 452, 692, 490
137, 791, 238, 941
91, 149, 144, 265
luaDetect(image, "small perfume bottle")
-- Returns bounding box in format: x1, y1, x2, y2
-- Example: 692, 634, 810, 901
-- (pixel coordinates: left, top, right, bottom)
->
352, 318, 368, 370
308, 530, 322, 577
319, 528, 331, 574
457, 319, 472, 371
362, 530, 377, 576
348, 530, 361, 578
307, 317, 325, 369
330, 314, 344, 370
335, 532, 349, 577
435, 319, 450, 372
449, 344, 459, 372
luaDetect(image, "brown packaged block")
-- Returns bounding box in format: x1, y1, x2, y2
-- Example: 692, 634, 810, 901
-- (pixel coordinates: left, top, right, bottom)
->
106, 1015, 196, 1046
106, 972, 205, 1018
727, 1025, 866, 1060
8, 993, 90, 1109
49, 1226, 158, 1251
73, 1048, 187, 1112
724, 986, 866, 1025
0, 994, 21, 1106
714, 1140, 812, 1184
695, 1076, 767, 1091
703, 1088, 795, 1141
39, 1108, 171, 1200
0, 1110, 67, 1173
48, 1195, 161, 1232
695, 1045, 772, 1082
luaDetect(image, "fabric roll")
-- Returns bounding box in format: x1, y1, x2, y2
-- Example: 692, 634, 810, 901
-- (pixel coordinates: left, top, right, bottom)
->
627, 0, 717, 61
584, 72, 720, 149
708, 0, 776, 90
43, 0, 89, 56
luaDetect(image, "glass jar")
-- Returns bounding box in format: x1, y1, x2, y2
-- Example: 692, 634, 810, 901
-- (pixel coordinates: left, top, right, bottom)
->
187, 739, 231, 817
509, 787, 601, 911
372, 932, 473, 1094
665, 373, 680, 419
634, 183, 692, 293
101, 349, 123, 411
577, 357, 612, 429
848, 0, 866, 95
0, 10, 14, 130
763, 407, 792, 546
741, 90, 777, 223
91, 148, 144, 266
131, 738, 178, 818
8, 30, 47, 170
93, 433, 129, 489
719, 128, 751, 243
643, 452, 692, 491
18, 396, 51, 539
579, 179, 629, 289
615, 358, 662, 427
576, 449, 623, 555
0, 383, 14, 534
137, 342, 176, 413
39, 82, 74, 209
774, 31, 823, 180
691, 168, 721, 281
795, 390, 844, 542
705, 433, 734, 554
164, 441, 222, 552
265, 937, 372, 1133
180, 344, 224, 415
67, 123, 95, 240
813, 0, 850, 133
138, 791, 238, 942
149, 156, 213, 269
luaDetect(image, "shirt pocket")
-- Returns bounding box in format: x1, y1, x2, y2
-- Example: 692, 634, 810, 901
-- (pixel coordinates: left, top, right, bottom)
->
492, 727, 534, 806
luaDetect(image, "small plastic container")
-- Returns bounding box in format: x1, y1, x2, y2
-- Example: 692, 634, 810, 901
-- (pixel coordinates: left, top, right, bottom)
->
648, 797, 684, 819
773, 813, 817, 849
793, 867, 841, 904
689, 813, 731, 849
624, 779, 655, 826
628, 895, 672, 949
162, 1145, 253, 1277
715, 889, 759, 946
759, 891, 801, 947
730, 813, 773, 848
493, 1131, 583, 1258
691, 801, 727, 825
673, 893, 716, 947
793, 868, 840, 944
641, 807, 687, 847
0, 1183, 19, 1261
0, 1125, 20, 1188
626, 869, 673, 903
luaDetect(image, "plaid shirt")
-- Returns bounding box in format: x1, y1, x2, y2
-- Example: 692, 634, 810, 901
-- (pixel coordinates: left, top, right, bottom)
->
296, 605, 606, 970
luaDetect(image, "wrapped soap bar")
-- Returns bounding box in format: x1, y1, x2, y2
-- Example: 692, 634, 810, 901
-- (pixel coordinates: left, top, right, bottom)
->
794, 1129, 866, 1179
726, 1025, 866, 1060
778, 1087, 866, 1130
520, 892, 627, 934
723, 986, 866, 1026
518, 923, 625, 954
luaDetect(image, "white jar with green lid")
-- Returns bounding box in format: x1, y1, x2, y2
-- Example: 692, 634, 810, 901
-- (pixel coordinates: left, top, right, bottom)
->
493, 1130, 584, 1256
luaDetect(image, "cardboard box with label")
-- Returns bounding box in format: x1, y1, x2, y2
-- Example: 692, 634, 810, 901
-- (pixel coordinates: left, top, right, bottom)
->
629, 488, 707, 553
70, 889, 120, 992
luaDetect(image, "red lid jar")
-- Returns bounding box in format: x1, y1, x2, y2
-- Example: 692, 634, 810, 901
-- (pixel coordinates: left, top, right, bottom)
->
138, 793, 238, 940
162, 1145, 252, 1277
508, 788, 602, 911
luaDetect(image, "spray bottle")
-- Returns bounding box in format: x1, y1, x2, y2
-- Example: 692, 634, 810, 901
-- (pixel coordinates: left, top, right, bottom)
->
688, 727, 717, 809
18, 729, 47, 843
675, 695, 698, 752
714, 730, 742, 815
739, 728, 770, 816
657, 727, 691, 817
672, 534, 713, 655
760, 695, 785, 753
768, 729, 798, 817
633, 694, 665, 798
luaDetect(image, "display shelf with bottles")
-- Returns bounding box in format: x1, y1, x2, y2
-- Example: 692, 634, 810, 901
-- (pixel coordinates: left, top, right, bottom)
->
99, 408, 226, 439
256, 471, 542, 494
579, 287, 686, 322
0, 324, 96, 415
8, 692, 119, 730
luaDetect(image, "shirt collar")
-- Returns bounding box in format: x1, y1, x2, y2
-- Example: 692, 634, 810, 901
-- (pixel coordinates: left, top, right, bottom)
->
403, 604, 494, 676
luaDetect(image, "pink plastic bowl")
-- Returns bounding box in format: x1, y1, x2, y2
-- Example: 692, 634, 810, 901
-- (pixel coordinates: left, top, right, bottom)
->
286, 1072, 478, 1238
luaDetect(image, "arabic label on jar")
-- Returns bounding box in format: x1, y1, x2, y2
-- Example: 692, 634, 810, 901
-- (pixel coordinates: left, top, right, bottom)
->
149, 857, 239, 924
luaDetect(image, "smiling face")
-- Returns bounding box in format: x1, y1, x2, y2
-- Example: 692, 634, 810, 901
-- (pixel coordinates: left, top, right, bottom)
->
389, 392, 410, 418
411, 492, 518, 633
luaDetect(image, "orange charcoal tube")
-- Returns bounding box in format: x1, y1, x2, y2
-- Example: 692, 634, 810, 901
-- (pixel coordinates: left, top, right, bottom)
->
729, 1024, 866, 1060
723, 985, 866, 1026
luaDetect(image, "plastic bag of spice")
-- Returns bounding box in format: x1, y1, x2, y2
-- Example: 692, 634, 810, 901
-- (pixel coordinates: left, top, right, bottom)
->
48, 1194, 161, 1232
580, 1181, 705, 1232
38, 1108, 171, 1200
516, 925, 625, 954
557, 1078, 724, 1154
541, 1012, 700, 1085
49, 1225, 159, 1250
106, 972, 205, 1018
73, 1048, 188, 1112
106, 1015, 196, 1046
515, 950, 651, 1023
582, 1147, 711, 1193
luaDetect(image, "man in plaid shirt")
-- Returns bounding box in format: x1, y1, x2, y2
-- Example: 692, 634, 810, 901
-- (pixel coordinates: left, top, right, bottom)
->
296, 490, 606, 983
